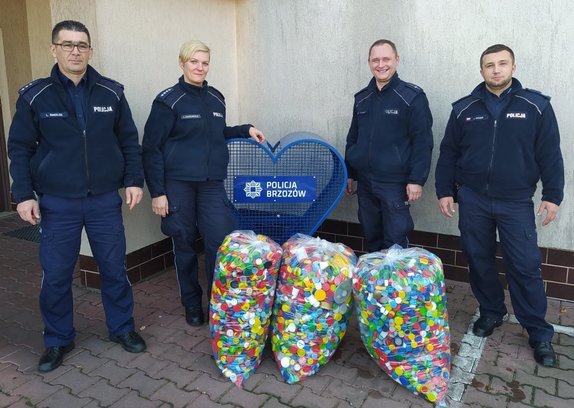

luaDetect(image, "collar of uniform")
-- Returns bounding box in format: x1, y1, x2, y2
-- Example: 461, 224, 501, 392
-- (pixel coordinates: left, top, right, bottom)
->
484, 85, 513, 103
368, 72, 400, 93
178, 75, 208, 94
50, 64, 102, 90
56, 68, 87, 90
472, 77, 523, 100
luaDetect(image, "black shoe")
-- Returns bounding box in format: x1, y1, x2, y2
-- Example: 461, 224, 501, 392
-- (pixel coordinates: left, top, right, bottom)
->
472, 315, 504, 337
530, 341, 557, 367
109, 331, 146, 353
38, 342, 75, 373
185, 306, 205, 327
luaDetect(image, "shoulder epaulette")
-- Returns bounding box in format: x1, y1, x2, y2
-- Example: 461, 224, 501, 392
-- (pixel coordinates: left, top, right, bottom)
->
155, 86, 186, 109
402, 81, 424, 93
207, 86, 226, 108
394, 81, 424, 106
18, 78, 53, 105
516, 88, 551, 114
452, 94, 480, 118
523, 88, 549, 98
96, 76, 125, 101
353, 86, 373, 108
353, 85, 370, 98
208, 86, 225, 101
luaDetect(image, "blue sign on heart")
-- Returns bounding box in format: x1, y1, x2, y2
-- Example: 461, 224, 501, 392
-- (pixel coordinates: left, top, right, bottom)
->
225, 131, 347, 244
233, 176, 317, 203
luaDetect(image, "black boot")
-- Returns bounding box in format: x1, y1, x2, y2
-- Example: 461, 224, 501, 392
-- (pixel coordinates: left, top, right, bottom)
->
530, 341, 557, 367
472, 315, 503, 337
38, 343, 75, 373
185, 306, 205, 327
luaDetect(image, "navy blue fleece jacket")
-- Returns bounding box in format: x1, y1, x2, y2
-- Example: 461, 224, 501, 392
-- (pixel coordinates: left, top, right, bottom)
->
8, 64, 143, 203
345, 73, 433, 185
142, 77, 252, 198
435, 78, 564, 205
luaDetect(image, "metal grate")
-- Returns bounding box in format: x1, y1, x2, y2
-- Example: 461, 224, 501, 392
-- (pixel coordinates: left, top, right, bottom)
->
225, 132, 347, 244
3, 224, 40, 243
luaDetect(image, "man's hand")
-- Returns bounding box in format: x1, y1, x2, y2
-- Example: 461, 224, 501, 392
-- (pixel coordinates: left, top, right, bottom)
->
17, 199, 41, 225
248, 127, 266, 144
537, 200, 559, 226
152, 195, 169, 217
406, 183, 423, 202
439, 196, 456, 218
125, 187, 143, 210
346, 178, 356, 195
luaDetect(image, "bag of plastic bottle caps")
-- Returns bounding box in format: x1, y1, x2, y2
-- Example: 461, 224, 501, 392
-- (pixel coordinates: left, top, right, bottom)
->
271, 233, 357, 383
210, 230, 283, 387
353, 247, 450, 406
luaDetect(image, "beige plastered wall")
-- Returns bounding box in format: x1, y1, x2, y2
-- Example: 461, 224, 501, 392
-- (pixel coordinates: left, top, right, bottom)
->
0, 0, 33, 136
235, 0, 574, 250
0, 29, 10, 139
2, 0, 573, 254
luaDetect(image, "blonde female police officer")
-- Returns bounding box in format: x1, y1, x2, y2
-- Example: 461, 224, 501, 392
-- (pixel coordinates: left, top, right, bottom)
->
142, 40, 265, 326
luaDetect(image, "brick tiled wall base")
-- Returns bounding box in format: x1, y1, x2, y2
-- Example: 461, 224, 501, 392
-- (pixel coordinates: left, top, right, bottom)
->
80, 237, 206, 289
79, 238, 175, 289
79, 219, 574, 302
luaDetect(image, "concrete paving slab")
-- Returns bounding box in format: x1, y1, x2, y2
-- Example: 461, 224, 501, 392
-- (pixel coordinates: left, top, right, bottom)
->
0, 213, 572, 408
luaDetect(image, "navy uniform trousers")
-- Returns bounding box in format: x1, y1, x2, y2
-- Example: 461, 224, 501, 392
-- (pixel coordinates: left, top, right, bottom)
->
39, 192, 135, 347
162, 179, 234, 309
357, 179, 414, 251
457, 186, 554, 342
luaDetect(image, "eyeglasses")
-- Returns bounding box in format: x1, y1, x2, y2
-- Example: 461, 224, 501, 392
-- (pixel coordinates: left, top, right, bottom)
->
52, 41, 91, 53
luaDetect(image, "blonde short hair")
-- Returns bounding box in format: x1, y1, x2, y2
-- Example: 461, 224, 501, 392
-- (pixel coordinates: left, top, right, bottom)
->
179, 40, 210, 63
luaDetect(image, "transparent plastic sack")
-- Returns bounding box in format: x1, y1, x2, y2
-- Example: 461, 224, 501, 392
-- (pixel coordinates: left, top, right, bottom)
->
210, 230, 283, 387
353, 247, 451, 405
271, 233, 356, 383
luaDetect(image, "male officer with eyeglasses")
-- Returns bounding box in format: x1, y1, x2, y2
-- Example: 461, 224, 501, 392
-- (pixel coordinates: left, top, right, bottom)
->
8, 20, 147, 373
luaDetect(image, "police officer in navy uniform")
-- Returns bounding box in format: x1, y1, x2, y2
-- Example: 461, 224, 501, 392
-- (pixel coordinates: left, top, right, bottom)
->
142, 40, 265, 327
8, 20, 147, 373
435, 44, 564, 367
345, 39, 433, 251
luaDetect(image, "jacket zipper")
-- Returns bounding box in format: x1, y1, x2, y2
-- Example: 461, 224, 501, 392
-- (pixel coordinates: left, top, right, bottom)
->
80, 84, 90, 195
203, 92, 211, 180
486, 119, 497, 193
83, 129, 91, 194
367, 95, 377, 177
368, 127, 375, 177
84, 87, 92, 195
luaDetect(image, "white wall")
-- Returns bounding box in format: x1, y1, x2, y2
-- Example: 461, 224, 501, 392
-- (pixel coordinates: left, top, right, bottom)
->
37, 0, 573, 252
235, 0, 574, 250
